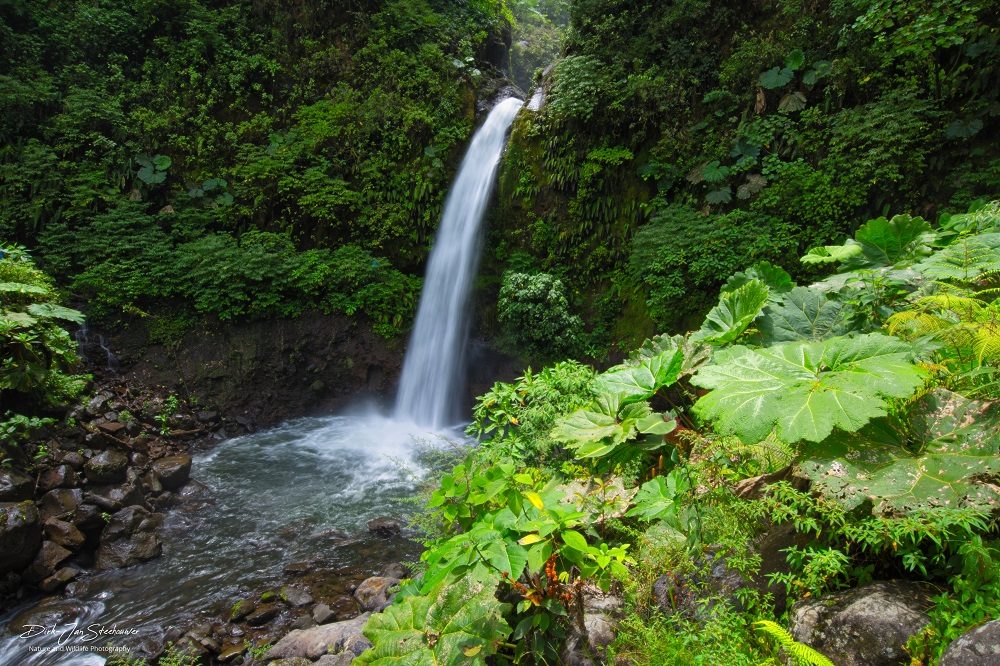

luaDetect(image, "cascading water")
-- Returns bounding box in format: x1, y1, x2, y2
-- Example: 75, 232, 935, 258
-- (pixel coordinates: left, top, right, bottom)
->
394, 97, 524, 429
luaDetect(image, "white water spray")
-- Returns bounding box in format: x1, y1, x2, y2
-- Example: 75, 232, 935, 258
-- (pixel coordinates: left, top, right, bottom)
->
394, 97, 523, 429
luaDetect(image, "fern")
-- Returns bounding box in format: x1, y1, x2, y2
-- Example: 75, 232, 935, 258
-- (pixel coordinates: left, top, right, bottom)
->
754, 620, 835, 666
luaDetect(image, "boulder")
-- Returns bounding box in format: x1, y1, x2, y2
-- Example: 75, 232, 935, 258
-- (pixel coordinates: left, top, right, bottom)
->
315, 655, 355, 666
229, 598, 255, 622
0, 501, 42, 574
245, 603, 280, 626
290, 614, 316, 630
95, 505, 163, 569
354, 576, 398, 611
790, 580, 932, 666
312, 603, 336, 625
38, 464, 77, 492
366, 516, 402, 537
280, 585, 314, 607
382, 562, 409, 579
0, 469, 34, 501
72, 503, 105, 532
39, 488, 82, 520
40, 566, 80, 592
266, 613, 371, 660
940, 619, 1000, 665
23, 540, 72, 583
561, 587, 624, 666
151, 454, 192, 490
84, 449, 128, 483
7, 598, 89, 634
43, 518, 85, 550
61, 451, 85, 470
84, 481, 143, 512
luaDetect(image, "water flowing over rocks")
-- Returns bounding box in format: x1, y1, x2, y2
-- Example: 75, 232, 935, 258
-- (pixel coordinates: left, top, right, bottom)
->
790, 580, 933, 666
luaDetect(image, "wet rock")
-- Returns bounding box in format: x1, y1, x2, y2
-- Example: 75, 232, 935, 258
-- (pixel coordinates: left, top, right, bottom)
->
61, 451, 86, 470
130, 452, 148, 468
270, 659, 312, 666
367, 516, 402, 537
312, 603, 335, 625
84, 481, 143, 511
43, 518, 85, 550
354, 576, 398, 611
38, 464, 77, 492
0, 501, 42, 574
790, 580, 932, 666
72, 503, 105, 532
315, 655, 355, 666
40, 566, 80, 592
151, 454, 192, 490
39, 488, 83, 520
266, 613, 371, 660
0, 469, 35, 501
245, 603, 281, 626
940, 619, 1000, 665
197, 411, 218, 423
290, 614, 316, 630
230, 598, 255, 622
97, 421, 126, 436
23, 540, 72, 583
177, 478, 209, 500
86, 393, 110, 416
217, 644, 245, 663
7, 598, 89, 634
284, 561, 311, 577
382, 562, 409, 579
95, 505, 163, 570
84, 449, 128, 483
281, 585, 314, 607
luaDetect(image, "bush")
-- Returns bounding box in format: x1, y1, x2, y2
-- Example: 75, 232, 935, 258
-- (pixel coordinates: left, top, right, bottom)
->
497, 271, 583, 360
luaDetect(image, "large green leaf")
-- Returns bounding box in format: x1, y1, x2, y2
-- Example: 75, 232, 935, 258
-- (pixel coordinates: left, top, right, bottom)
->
798, 390, 1000, 514
26, 303, 85, 324
721, 261, 794, 296
757, 287, 850, 344
595, 345, 684, 408
358, 577, 511, 665
692, 333, 925, 444
801, 215, 933, 269
692, 279, 770, 345
629, 334, 711, 378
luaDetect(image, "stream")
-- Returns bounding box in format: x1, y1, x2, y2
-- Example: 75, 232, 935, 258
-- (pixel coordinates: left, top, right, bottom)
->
0, 414, 462, 665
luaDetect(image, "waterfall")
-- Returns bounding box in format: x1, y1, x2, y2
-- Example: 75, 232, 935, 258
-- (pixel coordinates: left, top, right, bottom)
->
394, 97, 523, 429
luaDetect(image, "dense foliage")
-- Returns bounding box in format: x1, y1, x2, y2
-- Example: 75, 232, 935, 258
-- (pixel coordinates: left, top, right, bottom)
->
372, 203, 1000, 664
1, 0, 512, 336
494, 0, 1000, 354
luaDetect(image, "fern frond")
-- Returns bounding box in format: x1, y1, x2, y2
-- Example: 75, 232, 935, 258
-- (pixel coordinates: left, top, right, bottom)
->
755, 620, 835, 666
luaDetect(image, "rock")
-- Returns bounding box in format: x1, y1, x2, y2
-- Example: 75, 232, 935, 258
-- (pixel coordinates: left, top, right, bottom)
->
40, 566, 79, 592
940, 619, 1000, 665
23, 540, 72, 583
38, 464, 77, 492
354, 576, 398, 611
84, 449, 128, 483
284, 561, 311, 577
84, 481, 143, 511
95, 505, 163, 569
61, 451, 85, 470
39, 488, 83, 520
367, 516, 402, 537
281, 585, 314, 607
230, 598, 255, 622
562, 586, 624, 665
151, 455, 192, 490
0, 501, 42, 574
86, 393, 110, 416
790, 580, 932, 666
7, 598, 89, 634
290, 614, 316, 630
98, 421, 126, 436
266, 613, 370, 660
197, 411, 218, 423
245, 603, 280, 626
312, 603, 336, 625
315, 655, 355, 666
217, 644, 245, 663
143, 471, 164, 494
0, 469, 34, 501
44, 518, 85, 550
270, 659, 312, 666
382, 562, 409, 580
72, 503, 105, 532
130, 452, 149, 468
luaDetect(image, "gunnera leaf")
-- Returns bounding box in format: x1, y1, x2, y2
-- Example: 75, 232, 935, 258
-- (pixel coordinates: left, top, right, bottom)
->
692, 333, 925, 444
759, 66, 794, 89
798, 389, 1000, 514
692, 279, 770, 345
757, 286, 850, 344
357, 577, 511, 665
721, 261, 794, 296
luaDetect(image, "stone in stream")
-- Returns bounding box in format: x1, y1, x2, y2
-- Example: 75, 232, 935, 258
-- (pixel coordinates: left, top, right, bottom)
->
366, 516, 402, 537
266, 613, 371, 660
229, 598, 255, 622
939, 619, 1000, 665
151, 454, 192, 490
382, 562, 409, 579
39, 566, 80, 592
354, 576, 399, 611
290, 614, 316, 630
7, 598, 89, 634
790, 580, 932, 666
0, 469, 35, 501
84, 449, 129, 483
85, 481, 143, 512
43, 517, 85, 550
39, 487, 83, 520
38, 464, 77, 491
245, 603, 281, 626
95, 505, 163, 569
23, 540, 73, 583
280, 585, 314, 607
312, 603, 336, 625
0, 501, 42, 574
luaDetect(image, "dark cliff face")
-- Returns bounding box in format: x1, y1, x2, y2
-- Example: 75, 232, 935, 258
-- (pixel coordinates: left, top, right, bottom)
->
103, 314, 403, 429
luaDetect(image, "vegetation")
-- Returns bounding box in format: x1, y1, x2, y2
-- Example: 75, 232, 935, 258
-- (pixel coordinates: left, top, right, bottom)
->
368, 203, 1000, 664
